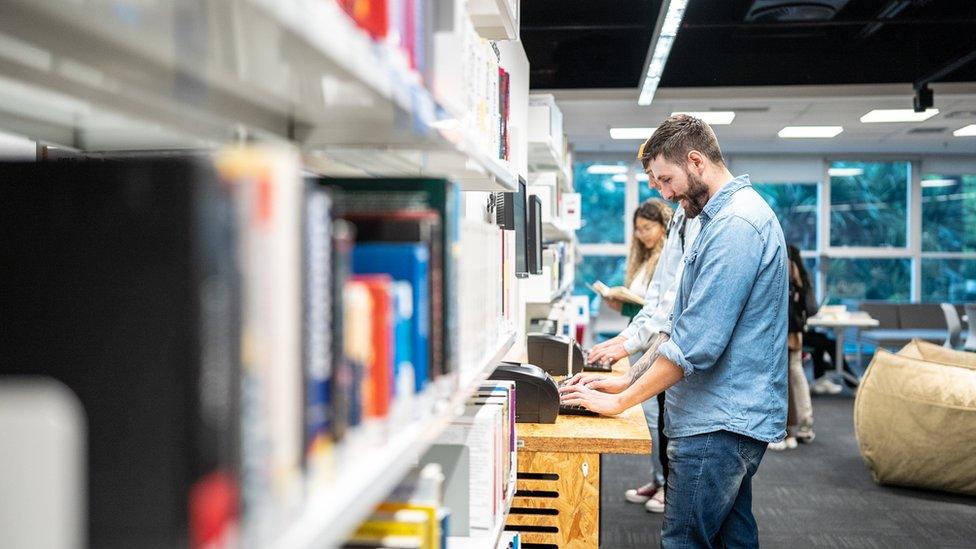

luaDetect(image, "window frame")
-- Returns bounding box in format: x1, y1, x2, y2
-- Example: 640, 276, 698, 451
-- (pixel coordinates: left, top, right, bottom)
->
573, 154, 976, 304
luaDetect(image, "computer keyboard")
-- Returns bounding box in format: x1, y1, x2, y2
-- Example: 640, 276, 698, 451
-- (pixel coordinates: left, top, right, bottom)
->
581, 349, 612, 372
559, 402, 600, 416
556, 378, 600, 416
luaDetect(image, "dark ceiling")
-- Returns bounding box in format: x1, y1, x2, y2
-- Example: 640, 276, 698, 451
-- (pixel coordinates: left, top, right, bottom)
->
522, 0, 976, 89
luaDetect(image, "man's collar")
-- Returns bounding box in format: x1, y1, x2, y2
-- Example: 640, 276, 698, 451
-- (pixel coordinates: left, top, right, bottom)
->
701, 175, 752, 221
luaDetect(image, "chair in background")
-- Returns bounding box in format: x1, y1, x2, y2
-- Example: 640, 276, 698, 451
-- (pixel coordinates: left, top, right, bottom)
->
966, 303, 976, 353
940, 303, 963, 349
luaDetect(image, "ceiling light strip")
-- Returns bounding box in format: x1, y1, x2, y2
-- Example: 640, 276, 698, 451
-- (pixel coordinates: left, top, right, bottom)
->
638, 0, 687, 106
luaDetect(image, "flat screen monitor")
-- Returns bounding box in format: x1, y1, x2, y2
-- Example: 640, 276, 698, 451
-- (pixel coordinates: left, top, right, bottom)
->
513, 177, 528, 278
527, 195, 543, 275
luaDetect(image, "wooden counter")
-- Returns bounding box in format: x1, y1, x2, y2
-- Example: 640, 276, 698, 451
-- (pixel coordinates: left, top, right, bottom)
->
516, 360, 651, 454
507, 361, 652, 548
516, 401, 651, 454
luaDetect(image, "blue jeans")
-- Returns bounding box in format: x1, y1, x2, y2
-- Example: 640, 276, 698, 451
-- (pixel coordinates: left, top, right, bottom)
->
662, 430, 767, 549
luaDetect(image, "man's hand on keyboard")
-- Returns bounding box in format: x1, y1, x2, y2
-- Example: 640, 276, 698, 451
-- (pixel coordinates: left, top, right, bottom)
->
587, 340, 629, 366
558, 382, 627, 416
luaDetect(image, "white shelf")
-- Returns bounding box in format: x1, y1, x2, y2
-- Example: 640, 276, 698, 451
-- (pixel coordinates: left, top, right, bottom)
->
528, 137, 565, 174
447, 462, 518, 549
469, 0, 520, 41
0, 0, 517, 192
542, 218, 573, 242
274, 330, 517, 549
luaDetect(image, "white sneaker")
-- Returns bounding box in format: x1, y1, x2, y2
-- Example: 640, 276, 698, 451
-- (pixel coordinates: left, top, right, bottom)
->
812, 376, 843, 395
624, 481, 658, 504
768, 437, 798, 451
645, 488, 665, 513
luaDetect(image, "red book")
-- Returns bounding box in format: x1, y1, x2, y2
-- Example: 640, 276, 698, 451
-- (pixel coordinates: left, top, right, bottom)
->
351, 274, 394, 418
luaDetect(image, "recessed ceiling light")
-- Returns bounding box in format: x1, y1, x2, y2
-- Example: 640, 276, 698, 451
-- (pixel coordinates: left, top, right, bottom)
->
610, 127, 656, 140
586, 164, 628, 175
828, 168, 864, 177
670, 111, 736, 125
954, 124, 976, 137
860, 109, 939, 123
778, 126, 844, 138
922, 179, 957, 188
612, 174, 628, 183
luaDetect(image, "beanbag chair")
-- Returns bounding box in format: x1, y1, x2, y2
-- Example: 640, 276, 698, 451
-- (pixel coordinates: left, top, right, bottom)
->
854, 339, 976, 495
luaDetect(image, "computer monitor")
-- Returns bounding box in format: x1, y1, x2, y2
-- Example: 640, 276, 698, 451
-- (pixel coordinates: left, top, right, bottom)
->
527, 194, 543, 275
496, 178, 529, 278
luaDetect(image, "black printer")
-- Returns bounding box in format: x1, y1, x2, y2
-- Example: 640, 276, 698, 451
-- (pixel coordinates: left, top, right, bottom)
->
527, 333, 610, 377
489, 362, 559, 423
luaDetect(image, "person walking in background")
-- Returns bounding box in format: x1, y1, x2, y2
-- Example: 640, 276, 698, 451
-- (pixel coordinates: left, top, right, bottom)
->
605, 198, 672, 322
770, 244, 818, 450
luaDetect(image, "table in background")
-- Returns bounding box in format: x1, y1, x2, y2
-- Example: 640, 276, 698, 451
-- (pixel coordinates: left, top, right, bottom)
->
807, 315, 879, 386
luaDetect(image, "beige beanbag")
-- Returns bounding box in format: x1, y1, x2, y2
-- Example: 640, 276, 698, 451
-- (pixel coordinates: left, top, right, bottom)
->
854, 340, 976, 495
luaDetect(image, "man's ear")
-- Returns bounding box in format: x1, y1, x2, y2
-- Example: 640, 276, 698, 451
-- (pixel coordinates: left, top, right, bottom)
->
686, 150, 706, 175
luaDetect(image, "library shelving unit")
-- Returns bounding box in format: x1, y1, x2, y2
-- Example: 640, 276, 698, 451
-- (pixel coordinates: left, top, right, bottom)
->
0, 0, 533, 548
275, 331, 517, 549
469, 0, 520, 41
0, 0, 517, 192
523, 95, 580, 336
446, 461, 518, 549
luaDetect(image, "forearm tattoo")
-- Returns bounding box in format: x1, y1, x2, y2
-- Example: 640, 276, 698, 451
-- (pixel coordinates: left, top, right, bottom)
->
627, 333, 670, 386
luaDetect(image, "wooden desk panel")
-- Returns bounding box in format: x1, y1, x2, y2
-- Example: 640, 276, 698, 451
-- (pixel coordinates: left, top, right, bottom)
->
515, 402, 651, 454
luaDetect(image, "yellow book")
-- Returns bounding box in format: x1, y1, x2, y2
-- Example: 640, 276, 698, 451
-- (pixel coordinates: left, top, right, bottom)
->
376, 503, 440, 549
354, 510, 431, 549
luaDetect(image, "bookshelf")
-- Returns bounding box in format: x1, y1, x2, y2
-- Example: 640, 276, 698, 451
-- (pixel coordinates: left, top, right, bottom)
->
469, 0, 520, 41
276, 330, 516, 549
0, 0, 517, 191
543, 218, 574, 243
0, 0, 534, 547
446, 461, 518, 549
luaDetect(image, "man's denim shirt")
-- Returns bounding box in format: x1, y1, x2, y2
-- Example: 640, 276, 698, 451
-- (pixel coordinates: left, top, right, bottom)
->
657, 175, 788, 443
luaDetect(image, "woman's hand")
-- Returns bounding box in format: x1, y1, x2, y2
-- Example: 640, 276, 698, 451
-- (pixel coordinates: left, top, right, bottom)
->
605, 298, 623, 312
558, 383, 628, 416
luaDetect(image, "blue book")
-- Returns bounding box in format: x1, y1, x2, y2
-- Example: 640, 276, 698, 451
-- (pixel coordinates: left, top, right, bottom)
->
353, 243, 430, 392
391, 281, 415, 398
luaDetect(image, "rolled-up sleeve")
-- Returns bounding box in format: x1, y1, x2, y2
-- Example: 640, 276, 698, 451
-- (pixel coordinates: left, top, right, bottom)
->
667, 216, 764, 377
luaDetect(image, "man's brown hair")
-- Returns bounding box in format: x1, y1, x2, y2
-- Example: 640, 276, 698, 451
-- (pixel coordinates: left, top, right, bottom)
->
638, 114, 725, 170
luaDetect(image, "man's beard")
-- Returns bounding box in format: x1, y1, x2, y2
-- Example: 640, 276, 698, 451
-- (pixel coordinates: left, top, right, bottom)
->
677, 170, 710, 219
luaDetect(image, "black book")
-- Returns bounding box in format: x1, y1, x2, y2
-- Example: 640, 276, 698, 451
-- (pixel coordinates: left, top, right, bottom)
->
0, 159, 241, 548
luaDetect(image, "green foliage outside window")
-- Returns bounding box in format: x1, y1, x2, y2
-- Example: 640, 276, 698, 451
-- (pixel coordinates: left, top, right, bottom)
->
574, 162, 626, 244
830, 161, 909, 248
753, 183, 818, 251
921, 174, 976, 252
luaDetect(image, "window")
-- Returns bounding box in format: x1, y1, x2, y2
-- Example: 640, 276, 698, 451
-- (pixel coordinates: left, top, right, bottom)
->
829, 161, 909, 248
921, 174, 976, 253
574, 162, 627, 244
573, 255, 627, 312
825, 258, 911, 303
921, 259, 976, 303
638, 177, 663, 204
753, 182, 818, 251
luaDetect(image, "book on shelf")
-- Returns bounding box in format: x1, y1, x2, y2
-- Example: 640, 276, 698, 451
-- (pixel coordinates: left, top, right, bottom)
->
321, 178, 460, 383
0, 157, 245, 548
350, 274, 396, 419
589, 280, 645, 306
217, 148, 306, 542
353, 242, 430, 394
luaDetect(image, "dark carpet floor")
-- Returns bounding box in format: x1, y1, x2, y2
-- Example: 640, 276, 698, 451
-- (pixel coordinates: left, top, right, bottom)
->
599, 395, 976, 548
